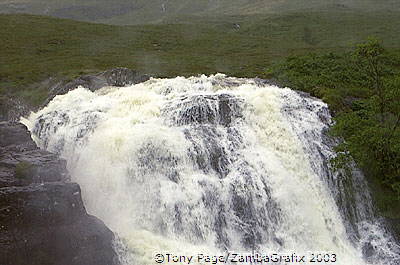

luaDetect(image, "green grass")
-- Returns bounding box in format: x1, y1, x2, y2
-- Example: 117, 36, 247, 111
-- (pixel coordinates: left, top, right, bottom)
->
1, 11, 400, 105
2, 0, 399, 25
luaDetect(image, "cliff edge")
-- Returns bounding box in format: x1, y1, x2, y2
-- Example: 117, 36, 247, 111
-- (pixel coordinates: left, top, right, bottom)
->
0, 121, 119, 265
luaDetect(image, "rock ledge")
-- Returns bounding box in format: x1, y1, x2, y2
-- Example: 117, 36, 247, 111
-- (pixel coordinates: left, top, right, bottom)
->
0, 121, 118, 265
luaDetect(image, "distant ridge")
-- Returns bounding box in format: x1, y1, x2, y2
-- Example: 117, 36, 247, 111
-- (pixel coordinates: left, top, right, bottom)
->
1, 0, 399, 25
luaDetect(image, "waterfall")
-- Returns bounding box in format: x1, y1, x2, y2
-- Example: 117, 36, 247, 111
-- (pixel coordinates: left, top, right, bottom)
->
22, 74, 399, 265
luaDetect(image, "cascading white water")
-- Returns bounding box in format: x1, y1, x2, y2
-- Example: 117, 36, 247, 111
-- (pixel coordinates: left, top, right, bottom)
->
22, 74, 399, 265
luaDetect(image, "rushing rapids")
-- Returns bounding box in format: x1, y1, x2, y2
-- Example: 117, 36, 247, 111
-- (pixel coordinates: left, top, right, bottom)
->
22, 74, 399, 265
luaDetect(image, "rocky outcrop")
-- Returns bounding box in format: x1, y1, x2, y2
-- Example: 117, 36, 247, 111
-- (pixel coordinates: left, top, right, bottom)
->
46, 68, 149, 105
0, 121, 119, 265
165, 94, 244, 127
0, 122, 68, 188
1, 68, 149, 122
0, 96, 31, 122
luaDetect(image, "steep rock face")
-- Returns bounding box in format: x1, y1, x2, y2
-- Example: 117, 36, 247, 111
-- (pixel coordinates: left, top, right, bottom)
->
0, 121, 118, 265
0, 121, 68, 188
0, 96, 31, 122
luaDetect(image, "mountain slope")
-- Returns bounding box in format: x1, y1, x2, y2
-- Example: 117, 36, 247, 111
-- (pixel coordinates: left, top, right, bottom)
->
1, 11, 400, 106
1, 0, 399, 25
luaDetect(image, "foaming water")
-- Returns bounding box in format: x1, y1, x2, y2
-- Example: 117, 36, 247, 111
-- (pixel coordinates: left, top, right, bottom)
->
22, 74, 399, 265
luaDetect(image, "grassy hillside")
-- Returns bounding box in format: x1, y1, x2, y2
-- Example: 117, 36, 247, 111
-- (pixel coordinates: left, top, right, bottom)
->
1, 11, 400, 105
1, 0, 399, 25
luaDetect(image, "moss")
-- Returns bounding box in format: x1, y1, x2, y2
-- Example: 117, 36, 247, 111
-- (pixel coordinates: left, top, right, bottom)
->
15, 161, 33, 179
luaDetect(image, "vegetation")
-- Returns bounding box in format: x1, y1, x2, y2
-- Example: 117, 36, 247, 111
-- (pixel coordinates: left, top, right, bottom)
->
2, 0, 399, 25
1, 11, 400, 105
272, 39, 400, 218
15, 161, 33, 179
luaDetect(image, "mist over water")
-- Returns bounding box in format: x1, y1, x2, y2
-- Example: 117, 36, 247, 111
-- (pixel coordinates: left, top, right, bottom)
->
22, 74, 400, 265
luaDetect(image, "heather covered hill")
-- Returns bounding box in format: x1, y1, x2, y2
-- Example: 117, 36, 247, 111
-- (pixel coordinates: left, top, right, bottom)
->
1, 11, 400, 106
1, 0, 399, 24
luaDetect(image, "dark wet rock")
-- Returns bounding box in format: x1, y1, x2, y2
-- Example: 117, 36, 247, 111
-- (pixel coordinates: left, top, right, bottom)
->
46, 68, 149, 105
105, 67, 149, 87
0, 121, 119, 265
1, 68, 149, 122
0, 121, 68, 188
362, 242, 376, 259
184, 126, 234, 179
253, 77, 282, 88
0, 121, 34, 147
0, 183, 117, 265
165, 94, 243, 127
218, 94, 243, 126
0, 96, 31, 122
164, 94, 244, 179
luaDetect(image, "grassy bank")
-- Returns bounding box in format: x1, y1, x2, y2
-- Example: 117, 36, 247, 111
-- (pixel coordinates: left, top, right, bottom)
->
1, 11, 400, 105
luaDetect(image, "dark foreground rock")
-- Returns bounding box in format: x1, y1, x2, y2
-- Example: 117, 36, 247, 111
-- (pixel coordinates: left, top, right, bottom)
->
0, 122, 68, 188
0, 121, 119, 265
0, 96, 31, 122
